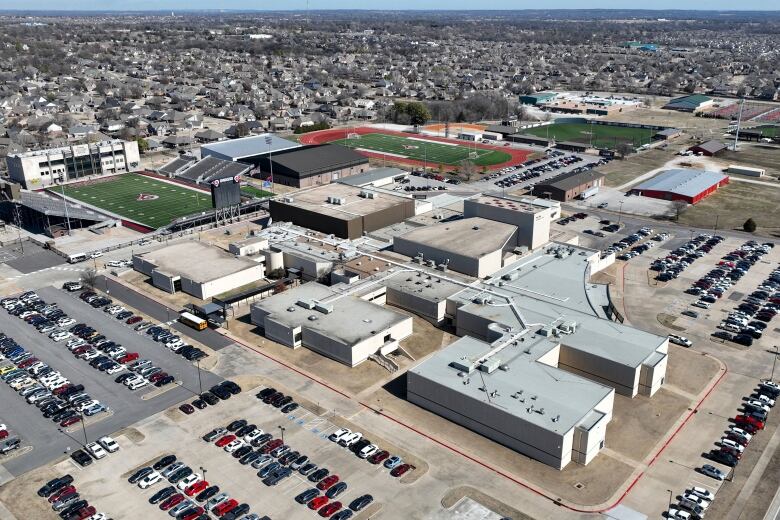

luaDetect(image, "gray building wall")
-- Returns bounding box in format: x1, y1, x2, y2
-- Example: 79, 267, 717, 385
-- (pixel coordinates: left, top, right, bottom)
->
557, 344, 640, 397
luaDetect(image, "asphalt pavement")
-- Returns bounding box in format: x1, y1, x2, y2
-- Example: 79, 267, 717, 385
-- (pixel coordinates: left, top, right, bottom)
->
96, 275, 234, 351
0, 286, 223, 476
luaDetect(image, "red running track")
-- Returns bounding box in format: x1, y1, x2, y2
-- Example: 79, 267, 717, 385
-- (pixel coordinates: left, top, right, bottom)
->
299, 126, 532, 171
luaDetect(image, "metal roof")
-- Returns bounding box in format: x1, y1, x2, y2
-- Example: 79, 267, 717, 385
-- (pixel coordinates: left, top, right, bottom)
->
158, 155, 197, 176
19, 190, 109, 221
690, 140, 727, 154
201, 133, 301, 160
536, 170, 604, 192
664, 94, 711, 110
175, 156, 250, 184
268, 144, 369, 178
337, 167, 407, 186
632, 168, 728, 198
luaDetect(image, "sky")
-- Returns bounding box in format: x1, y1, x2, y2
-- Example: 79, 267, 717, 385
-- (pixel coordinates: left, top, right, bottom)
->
0, 1, 778, 10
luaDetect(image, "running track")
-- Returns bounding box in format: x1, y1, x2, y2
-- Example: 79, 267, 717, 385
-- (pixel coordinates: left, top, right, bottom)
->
299, 127, 532, 171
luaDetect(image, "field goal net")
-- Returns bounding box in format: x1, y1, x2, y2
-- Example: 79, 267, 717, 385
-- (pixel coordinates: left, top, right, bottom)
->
347, 132, 360, 140
469, 151, 479, 159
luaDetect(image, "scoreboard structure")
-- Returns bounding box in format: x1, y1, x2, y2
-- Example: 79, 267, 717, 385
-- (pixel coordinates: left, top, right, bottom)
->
210, 173, 243, 224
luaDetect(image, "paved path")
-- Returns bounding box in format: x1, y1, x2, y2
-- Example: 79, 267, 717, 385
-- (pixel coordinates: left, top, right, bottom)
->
728, 176, 780, 188
97, 275, 233, 350
764, 483, 780, 520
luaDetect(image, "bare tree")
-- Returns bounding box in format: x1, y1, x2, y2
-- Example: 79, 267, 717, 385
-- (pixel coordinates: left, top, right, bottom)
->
80, 268, 98, 289
672, 200, 688, 222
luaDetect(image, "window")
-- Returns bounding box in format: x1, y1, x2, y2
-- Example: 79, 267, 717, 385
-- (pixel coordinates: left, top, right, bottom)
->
383, 333, 392, 343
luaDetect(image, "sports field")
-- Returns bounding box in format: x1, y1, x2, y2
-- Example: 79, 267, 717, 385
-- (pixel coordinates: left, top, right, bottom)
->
55, 174, 214, 229
332, 132, 512, 166
524, 123, 656, 149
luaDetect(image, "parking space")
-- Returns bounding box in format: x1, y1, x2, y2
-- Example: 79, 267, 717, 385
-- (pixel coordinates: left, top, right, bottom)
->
0, 286, 223, 476
64, 390, 421, 520
2, 243, 66, 274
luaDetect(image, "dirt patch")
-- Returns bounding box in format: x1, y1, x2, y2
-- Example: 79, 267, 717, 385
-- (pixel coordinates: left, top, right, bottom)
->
117, 427, 145, 444
606, 389, 690, 462
665, 347, 722, 397
658, 313, 685, 331
0, 467, 64, 520
441, 486, 535, 520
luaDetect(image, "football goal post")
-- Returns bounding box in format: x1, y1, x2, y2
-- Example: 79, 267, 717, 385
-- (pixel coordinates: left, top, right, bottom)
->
347, 132, 360, 140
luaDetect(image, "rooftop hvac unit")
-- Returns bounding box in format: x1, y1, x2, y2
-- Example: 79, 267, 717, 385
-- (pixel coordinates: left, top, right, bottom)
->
308, 315, 318, 321
358, 190, 377, 199
436, 263, 448, 272
558, 320, 577, 334
314, 303, 334, 314
282, 197, 294, 203
478, 358, 501, 373
501, 271, 520, 281
296, 299, 315, 309
426, 259, 435, 267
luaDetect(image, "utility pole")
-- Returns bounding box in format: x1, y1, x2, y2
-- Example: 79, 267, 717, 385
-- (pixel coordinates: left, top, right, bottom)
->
265, 135, 274, 194
714, 214, 719, 234
60, 181, 72, 235
733, 98, 744, 151
771, 345, 778, 382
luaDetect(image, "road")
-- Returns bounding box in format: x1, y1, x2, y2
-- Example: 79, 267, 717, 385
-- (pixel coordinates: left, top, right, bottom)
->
96, 275, 234, 351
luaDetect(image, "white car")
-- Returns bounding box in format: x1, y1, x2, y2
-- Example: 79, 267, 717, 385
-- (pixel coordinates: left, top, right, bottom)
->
57, 318, 76, 327
85, 442, 108, 460
668, 335, 692, 348
668, 507, 692, 520
755, 394, 775, 407
87, 514, 107, 520
358, 443, 379, 459
138, 470, 162, 489
224, 439, 245, 453
682, 492, 710, 509
688, 486, 714, 502
339, 432, 363, 447
90, 251, 104, 259
106, 260, 124, 268
244, 429, 265, 443
97, 436, 120, 453
176, 473, 201, 491
329, 428, 351, 443
127, 379, 148, 391
745, 399, 770, 412
729, 426, 753, 441
720, 437, 745, 452
106, 364, 124, 375
692, 301, 711, 309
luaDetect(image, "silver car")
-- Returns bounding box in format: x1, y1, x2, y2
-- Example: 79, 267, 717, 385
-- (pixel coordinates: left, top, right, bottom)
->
205, 492, 229, 512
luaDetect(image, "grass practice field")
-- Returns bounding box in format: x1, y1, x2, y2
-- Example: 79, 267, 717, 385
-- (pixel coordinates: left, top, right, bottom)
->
524, 123, 656, 149
56, 174, 214, 229
240, 185, 274, 199
332, 132, 512, 166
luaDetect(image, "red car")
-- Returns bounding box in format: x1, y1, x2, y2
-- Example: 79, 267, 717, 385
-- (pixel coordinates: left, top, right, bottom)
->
60, 416, 82, 427
160, 493, 185, 511
213, 498, 238, 517
735, 415, 765, 430
179, 404, 195, 415
181, 507, 205, 520
720, 446, 742, 459
18, 358, 38, 368
215, 434, 236, 447
74, 505, 96, 519
127, 316, 143, 325
318, 502, 343, 517
391, 463, 414, 477
53, 385, 72, 395
317, 475, 339, 491
0, 430, 8, 440
48, 485, 77, 503
150, 372, 168, 383
261, 439, 283, 454
368, 450, 389, 465
184, 480, 209, 497
118, 353, 139, 364
308, 496, 329, 510
73, 346, 90, 356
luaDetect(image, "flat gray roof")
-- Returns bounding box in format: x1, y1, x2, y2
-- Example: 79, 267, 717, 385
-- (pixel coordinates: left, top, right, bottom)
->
632, 168, 728, 198
276, 183, 411, 220
409, 334, 614, 435
201, 133, 301, 160
337, 167, 407, 186
136, 241, 261, 283
395, 217, 518, 259
252, 282, 410, 346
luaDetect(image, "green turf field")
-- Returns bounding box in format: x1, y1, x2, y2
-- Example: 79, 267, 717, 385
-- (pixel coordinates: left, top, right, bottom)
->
332, 132, 511, 166
524, 123, 656, 149
56, 174, 214, 229
240, 184, 274, 199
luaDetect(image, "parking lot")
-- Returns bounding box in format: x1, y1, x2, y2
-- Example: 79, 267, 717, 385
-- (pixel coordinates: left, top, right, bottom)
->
0, 285, 224, 477
15, 388, 430, 520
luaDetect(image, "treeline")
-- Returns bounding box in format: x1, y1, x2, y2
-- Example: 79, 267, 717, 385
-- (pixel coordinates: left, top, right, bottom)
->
426, 93, 522, 123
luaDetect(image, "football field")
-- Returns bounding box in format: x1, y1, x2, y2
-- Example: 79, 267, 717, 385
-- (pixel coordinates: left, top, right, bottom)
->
332, 132, 512, 166
55, 174, 214, 229
524, 123, 656, 149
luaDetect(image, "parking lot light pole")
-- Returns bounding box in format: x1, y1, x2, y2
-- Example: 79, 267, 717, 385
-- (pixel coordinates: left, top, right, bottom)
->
199, 466, 206, 482
79, 411, 88, 446
196, 359, 203, 396
771, 345, 778, 381
278, 425, 286, 444
667, 489, 673, 511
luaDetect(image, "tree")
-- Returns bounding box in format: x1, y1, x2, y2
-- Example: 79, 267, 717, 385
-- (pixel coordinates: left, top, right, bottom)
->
743, 218, 757, 233
136, 137, 149, 154
406, 103, 430, 126
235, 123, 249, 138
80, 268, 98, 289
672, 200, 688, 222
615, 142, 634, 158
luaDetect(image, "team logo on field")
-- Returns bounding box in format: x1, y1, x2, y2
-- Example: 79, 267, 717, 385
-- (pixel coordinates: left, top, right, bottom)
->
136, 193, 159, 201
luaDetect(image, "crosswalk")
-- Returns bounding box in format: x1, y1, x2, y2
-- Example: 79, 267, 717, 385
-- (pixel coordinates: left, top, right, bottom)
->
4, 265, 87, 281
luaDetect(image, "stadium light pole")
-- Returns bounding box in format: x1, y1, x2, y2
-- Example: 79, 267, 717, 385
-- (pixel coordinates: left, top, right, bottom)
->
265, 135, 274, 194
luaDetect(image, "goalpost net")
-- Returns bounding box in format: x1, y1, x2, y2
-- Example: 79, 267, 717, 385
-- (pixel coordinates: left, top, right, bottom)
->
347, 132, 360, 139
468, 151, 479, 159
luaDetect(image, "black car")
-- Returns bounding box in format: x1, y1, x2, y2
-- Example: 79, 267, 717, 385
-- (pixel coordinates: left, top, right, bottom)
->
221, 380, 242, 395
710, 449, 738, 467
235, 424, 257, 437
309, 468, 330, 482
712, 331, 733, 341
349, 494, 374, 511
227, 419, 248, 432
221, 503, 250, 520
149, 486, 177, 505
733, 334, 754, 347
58, 499, 88, 519
326, 481, 348, 499
281, 402, 299, 413
195, 485, 220, 502
256, 387, 277, 399
295, 488, 320, 504
232, 445, 253, 459
192, 399, 207, 410
154, 376, 175, 387
37, 474, 74, 497
273, 396, 293, 409
211, 385, 231, 400
128, 467, 154, 484
252, 433, 273, 447
201, 392, 219, 406
115, 373, 134, 384
71, 449, 92, 467
153, 454, 177, 470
